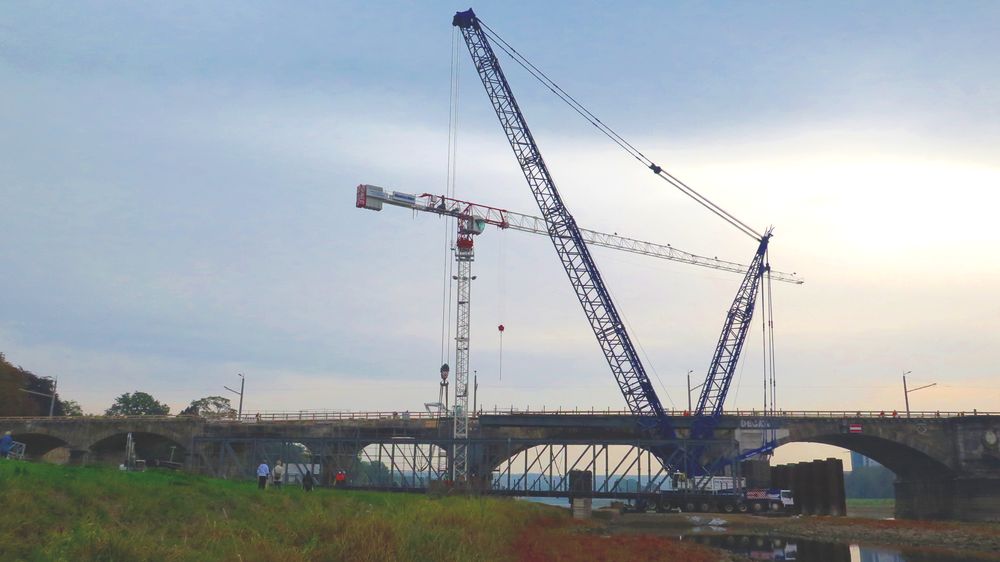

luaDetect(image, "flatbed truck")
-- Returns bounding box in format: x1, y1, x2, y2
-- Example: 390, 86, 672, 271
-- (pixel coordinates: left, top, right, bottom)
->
627, 488, 794, 514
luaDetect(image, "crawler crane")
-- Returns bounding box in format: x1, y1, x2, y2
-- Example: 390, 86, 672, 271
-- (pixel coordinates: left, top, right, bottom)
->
452, 9, 789, 480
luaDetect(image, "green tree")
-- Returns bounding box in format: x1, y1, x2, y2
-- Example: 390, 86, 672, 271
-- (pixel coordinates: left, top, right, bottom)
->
0, 352, 65, 416
179, 396, 233, 418
61, 400, 84, 416
845, 465, 895, 498
355, 460, 393, 486
105, 391, 170, 416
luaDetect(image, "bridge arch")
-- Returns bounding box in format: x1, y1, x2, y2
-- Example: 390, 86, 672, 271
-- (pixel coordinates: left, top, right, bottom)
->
776, 430, 956, 481
485, 441, 678, 495
87, 431, 188, 465
9, 431, 72, 459
354, 441, 449, 487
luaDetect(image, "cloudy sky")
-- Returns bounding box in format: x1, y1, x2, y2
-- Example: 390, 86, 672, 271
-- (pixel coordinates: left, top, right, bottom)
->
3, 1, 999, 464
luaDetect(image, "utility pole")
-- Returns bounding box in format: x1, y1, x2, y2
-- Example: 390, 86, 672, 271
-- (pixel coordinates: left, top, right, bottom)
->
224, 373, 245, 420
903, 370, 936, 418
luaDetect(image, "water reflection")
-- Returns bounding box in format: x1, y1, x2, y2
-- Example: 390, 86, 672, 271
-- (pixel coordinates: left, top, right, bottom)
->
680, 534, 980, 562
682, 535, 844, 561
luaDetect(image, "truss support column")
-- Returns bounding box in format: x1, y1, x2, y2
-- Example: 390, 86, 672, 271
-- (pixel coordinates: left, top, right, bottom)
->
452, 233, 475, 482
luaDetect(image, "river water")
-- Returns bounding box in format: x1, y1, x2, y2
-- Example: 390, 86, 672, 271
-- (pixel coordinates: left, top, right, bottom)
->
519, 499, 997, 561
680, 534, 990, 561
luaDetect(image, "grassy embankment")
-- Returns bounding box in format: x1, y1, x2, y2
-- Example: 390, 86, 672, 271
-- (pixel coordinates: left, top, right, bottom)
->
846, 498, 894, 508
0, 462, 725, 562
846, 498, 894, 519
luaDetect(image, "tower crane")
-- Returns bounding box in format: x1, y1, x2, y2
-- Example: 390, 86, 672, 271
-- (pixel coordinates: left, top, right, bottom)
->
451, 9, 790, 480
357, 185, 802, 284
357, 184, 798, 481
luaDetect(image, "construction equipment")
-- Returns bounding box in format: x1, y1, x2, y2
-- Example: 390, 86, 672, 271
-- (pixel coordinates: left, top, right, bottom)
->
424, 363, 450, 415
356, 186, 801, 284
358, 184, 790, 480
358, 9, 794, 483
454, 8, 677, 440
452, 9, 787, 477
8, 440, 26, 460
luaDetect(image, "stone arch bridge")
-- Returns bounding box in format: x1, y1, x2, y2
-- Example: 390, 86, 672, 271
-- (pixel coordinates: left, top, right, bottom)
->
3, 412, 998, 521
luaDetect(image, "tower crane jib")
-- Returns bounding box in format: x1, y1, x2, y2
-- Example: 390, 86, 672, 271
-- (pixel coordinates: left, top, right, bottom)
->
356, 185, 802, 285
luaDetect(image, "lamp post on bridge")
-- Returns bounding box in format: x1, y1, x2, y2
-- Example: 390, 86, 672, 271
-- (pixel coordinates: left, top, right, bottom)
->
224, 373, 245, 421
20, 376, 58, 417
903, 370, 936, 418
687, 370, 704, 413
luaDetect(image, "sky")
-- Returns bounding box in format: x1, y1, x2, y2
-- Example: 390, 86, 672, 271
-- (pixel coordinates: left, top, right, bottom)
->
2, 1, 999, 467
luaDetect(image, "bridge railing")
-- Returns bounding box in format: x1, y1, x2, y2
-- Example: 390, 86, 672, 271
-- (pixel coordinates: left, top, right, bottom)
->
1, 409, 997, 423
237, 410, 443, 422
234, 407, 999, 421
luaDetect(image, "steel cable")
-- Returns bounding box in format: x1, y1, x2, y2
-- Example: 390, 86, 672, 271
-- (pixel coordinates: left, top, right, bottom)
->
479, 21, 761, 241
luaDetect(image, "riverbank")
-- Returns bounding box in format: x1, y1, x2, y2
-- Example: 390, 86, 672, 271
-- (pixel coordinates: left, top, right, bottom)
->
0, 462, 732, 561
601, 510, 1000, 559
846, 497, 894, 519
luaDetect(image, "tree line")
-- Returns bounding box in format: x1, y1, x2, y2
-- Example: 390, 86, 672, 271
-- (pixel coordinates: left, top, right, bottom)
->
844, 465, 895, 499
1, 352, 235, 418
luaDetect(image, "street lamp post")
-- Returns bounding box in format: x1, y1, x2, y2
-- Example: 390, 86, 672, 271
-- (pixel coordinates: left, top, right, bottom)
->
687, 370, 704, 412
224, 373, 245, 420
903, 370, 936, 418
20, 376, 58, 417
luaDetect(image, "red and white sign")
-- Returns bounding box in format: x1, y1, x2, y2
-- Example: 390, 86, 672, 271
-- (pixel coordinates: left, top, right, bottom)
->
849, 423, 863, 434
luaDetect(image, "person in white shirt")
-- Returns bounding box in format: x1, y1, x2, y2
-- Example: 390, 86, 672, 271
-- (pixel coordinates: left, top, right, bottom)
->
272, 460, 285, 489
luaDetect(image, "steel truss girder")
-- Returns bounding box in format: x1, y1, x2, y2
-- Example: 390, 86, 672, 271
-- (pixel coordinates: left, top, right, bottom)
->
493, 439, 741, 496
192, 437, 451, 488
191, 435, 739, 498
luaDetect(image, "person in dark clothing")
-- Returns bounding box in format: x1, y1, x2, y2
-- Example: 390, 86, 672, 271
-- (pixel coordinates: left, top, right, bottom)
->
0, 431, 13, 459
302, 470, 315, 492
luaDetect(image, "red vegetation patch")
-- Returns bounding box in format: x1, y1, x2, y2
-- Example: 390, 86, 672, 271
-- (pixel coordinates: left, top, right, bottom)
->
514, 517, 719, 562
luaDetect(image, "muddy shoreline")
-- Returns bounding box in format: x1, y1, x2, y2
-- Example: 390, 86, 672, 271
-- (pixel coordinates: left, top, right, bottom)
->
596, 511, 1000, 560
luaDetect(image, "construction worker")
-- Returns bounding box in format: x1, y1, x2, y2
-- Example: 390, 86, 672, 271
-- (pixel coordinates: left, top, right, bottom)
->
0, 431, 13, 459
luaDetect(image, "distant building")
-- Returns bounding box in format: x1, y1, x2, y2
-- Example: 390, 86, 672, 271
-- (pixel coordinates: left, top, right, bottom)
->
850, 451, 882, 470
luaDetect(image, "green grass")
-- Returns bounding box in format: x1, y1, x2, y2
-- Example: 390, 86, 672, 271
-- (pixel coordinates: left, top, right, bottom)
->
846, 498, 895, 507
0, 461, 560, 562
